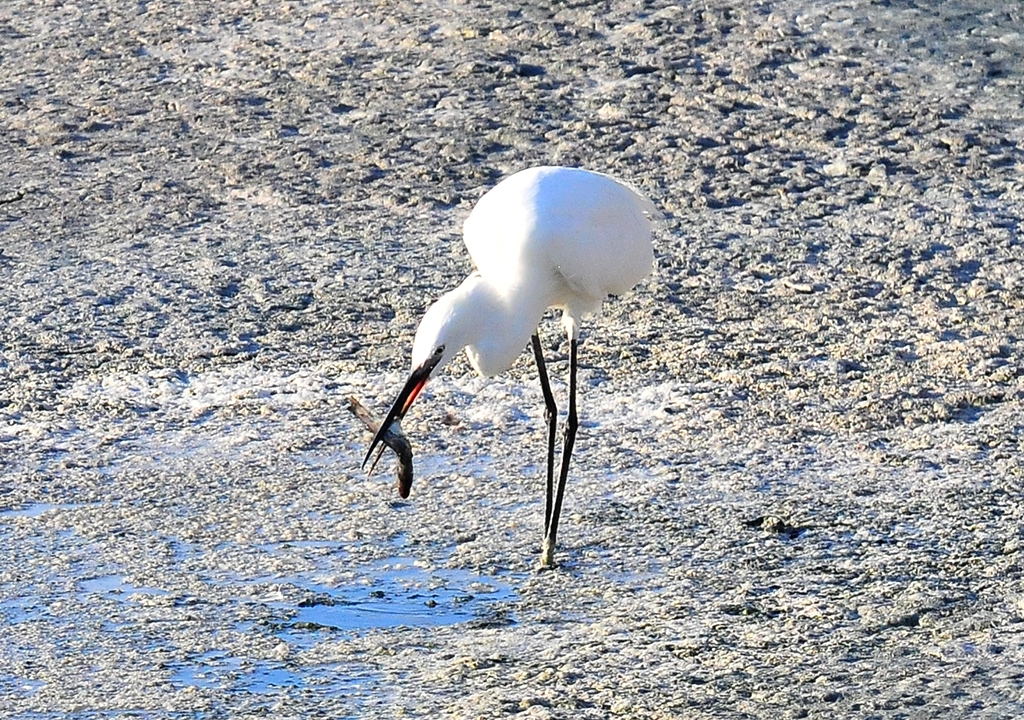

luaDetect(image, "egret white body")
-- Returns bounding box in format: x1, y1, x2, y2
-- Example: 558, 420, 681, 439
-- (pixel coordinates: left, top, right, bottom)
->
364, 165, 658, 567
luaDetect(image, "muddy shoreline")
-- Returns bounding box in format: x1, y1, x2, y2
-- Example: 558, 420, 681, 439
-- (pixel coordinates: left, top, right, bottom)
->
2, 1, 1022, 717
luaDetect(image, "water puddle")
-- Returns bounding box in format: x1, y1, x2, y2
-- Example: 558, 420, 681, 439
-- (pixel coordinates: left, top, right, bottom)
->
170, 653, 302, 691
159, 557, 520, 701
273, 556, 517, 633
0, 595, 46, 624
170, 650, 375, 700
0, 502, 90, 519
255, 539, 346, 552
0, 673, 46, 696
79, 575, 169, 599
170, 652, 232, 690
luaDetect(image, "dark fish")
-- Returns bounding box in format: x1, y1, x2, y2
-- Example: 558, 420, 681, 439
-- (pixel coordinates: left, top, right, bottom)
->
347, 395, 414, 498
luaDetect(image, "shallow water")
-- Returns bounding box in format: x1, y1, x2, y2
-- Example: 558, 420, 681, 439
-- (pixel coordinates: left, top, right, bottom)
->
274, 556, 516, 633
0, 503, 93, 519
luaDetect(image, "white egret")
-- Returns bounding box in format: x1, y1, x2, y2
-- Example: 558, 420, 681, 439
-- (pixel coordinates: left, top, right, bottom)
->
364, 165, 658, 567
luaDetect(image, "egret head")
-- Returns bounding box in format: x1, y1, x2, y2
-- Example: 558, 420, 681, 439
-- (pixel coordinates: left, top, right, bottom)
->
410, 286, 473, 374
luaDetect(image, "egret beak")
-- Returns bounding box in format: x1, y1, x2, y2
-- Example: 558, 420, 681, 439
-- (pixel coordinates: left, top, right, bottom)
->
361, 347, 444, 471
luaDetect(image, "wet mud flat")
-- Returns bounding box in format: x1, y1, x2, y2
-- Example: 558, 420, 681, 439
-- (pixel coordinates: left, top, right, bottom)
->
1, 0, 1023, 717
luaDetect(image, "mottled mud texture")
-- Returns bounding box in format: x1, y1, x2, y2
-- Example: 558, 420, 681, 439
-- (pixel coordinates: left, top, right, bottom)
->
1, 1, 1022, 718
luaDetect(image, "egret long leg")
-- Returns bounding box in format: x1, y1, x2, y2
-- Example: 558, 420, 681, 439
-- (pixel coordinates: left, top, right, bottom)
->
540, 337, 578, 567
531, 334, 558, 539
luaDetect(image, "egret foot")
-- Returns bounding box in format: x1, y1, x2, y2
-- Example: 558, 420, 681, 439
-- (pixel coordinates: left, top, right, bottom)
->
539, 537, 557, 569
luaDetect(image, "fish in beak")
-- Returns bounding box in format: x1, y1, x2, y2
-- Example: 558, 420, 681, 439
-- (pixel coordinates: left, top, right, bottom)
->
360, 345, 444, 497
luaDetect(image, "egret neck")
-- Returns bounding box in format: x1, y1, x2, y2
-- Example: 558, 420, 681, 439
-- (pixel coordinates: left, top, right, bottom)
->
413, 273, 549, 379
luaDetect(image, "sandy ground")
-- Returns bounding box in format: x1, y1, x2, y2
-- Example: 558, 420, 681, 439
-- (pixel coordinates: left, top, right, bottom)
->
1, 0, 1023, 717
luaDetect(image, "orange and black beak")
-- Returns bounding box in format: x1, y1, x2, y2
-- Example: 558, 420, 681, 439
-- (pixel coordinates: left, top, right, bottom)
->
361, 346, 444, 471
